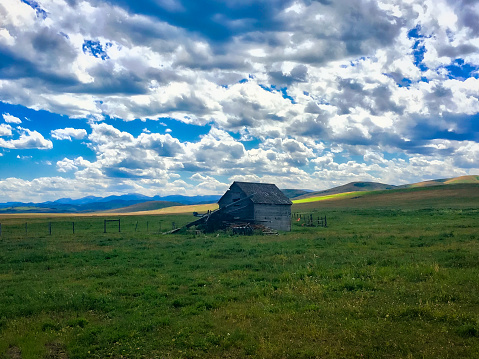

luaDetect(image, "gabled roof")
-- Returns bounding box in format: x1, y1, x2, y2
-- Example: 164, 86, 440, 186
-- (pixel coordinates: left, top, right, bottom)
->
221, 181, 292, 205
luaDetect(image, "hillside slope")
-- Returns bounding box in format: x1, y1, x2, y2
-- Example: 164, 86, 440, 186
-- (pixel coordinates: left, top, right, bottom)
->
296, 175, 479, 200
444, 175, 479, 184
295, 181, 396, 199
293, 183, 479, 211
399, 175, 479, 188
281, 189, 311, 199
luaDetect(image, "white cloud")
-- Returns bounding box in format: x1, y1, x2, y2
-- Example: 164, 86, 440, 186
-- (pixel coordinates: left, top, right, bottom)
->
0, 0, 478, 201
0, 124, 13, 136
0, 127, 53, 150
190, 173, 229, 193
51, 127, 88, 141
56, 157, 79, 172
0, 176, 107, 203
2, 113, 22, 124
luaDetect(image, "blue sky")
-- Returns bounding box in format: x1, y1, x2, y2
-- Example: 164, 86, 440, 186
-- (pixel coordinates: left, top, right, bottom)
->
1, 0, 479, 202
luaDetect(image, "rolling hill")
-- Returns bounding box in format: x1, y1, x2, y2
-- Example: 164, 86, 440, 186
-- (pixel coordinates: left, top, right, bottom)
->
402, 175, 479, 188
295, 175, 479, 201
281, 189, 312, 198
292, 183, 479, 211
294, 181, 397, 200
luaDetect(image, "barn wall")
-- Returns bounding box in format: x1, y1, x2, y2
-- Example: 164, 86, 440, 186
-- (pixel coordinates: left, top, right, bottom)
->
254, 204, 291, 231
228, 201, 254, 221
218, 183, 249, 207
218, 187, 254, 220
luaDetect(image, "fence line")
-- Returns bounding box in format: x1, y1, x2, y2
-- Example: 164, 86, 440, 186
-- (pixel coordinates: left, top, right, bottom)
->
0, 218, 176, 238
0, 215, 324, 237
291, 213, 327, 227
104, 219, 121, 233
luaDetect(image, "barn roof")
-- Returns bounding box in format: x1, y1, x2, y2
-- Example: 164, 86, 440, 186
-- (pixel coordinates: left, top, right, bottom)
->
224, 181, 293, 205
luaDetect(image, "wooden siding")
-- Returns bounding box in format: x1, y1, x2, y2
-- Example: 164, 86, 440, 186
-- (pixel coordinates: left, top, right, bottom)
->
253, 204, 291, 231
218, 186, 254, 220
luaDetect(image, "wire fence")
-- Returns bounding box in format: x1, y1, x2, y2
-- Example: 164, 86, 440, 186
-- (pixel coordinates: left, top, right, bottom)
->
0, 217, 183, 239
0, 212, 327, 238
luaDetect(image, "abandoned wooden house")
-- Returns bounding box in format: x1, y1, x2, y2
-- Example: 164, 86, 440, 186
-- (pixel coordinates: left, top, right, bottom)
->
181, 181, 293, 233
217, 181, 293, 231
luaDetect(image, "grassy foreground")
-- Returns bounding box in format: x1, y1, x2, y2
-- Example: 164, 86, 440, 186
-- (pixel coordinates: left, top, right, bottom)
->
1, 207, 479, 358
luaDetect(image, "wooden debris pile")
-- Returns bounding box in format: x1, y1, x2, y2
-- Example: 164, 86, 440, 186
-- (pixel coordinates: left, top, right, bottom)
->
225, 222, 278, 235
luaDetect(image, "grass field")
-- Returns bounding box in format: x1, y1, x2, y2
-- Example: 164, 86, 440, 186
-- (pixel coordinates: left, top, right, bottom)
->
1, 186, 479, 358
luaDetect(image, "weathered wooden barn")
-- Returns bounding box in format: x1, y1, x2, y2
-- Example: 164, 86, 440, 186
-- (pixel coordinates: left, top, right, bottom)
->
217, 181, 292, 232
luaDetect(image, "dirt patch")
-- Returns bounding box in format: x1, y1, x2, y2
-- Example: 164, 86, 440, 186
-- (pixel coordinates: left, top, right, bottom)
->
5, 346, 22, 359
45, 342, 68, 359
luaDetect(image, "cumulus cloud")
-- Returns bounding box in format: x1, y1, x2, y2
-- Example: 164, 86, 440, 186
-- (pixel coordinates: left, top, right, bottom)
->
0, 123, 12, 136
56, 157, 79, 172
78, 123, 184, 180
0, 127, 53, 149
0, 0, 479, 201
1, 0, 477, 140
51, 127, 87, 140
137, 132, 184, 157
2, 113, 22, 123
190, 173, 229, 193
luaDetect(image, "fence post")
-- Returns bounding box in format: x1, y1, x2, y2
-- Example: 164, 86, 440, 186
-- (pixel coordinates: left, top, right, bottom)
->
118, 219, 121, 233
0, 223, 2, 237
25, 222, 28, 236
147, 221, 149, 233
135, 221, 138, 232
49, 222, 52, 235
104, 220, 106, 233
72, 222, 75, 234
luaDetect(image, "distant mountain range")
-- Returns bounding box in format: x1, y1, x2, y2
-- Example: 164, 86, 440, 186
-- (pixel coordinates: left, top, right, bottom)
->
0, 175, 477, 214
0, 194, 222, 214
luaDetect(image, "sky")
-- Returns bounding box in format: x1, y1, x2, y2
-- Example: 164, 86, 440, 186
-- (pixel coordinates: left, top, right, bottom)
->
0, 0, 479, 202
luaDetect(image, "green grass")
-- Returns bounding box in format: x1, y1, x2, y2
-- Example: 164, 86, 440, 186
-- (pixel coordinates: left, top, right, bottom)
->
1, 207, 479, 358
292, 191, 359, 203
445, 175, 479, 184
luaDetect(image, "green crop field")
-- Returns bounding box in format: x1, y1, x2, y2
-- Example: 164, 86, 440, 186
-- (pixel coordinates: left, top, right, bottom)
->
1, 187, 479, 358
